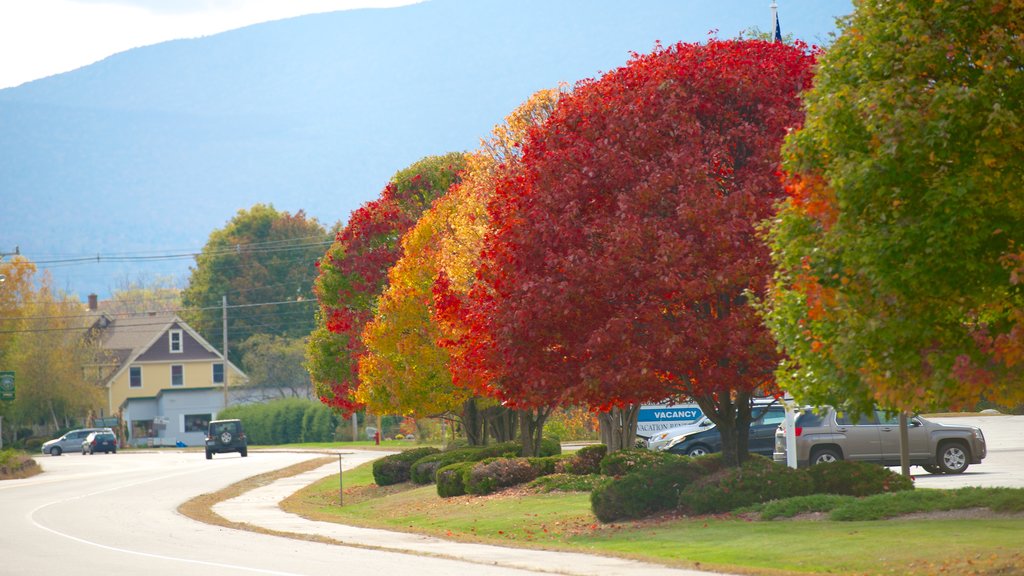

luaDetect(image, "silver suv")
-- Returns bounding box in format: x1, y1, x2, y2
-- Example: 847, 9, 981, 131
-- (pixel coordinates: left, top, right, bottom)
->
774, 408, 986, 474
41, 428, 113, 456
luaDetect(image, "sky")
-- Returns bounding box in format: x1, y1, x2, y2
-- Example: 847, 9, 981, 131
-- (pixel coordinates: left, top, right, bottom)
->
0, 0, 423, 89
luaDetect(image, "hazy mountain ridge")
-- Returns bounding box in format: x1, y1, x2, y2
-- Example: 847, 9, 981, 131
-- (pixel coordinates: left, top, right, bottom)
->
0, 0, 847, 297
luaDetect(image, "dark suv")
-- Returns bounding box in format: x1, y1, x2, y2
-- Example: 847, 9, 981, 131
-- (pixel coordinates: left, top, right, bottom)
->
205, 419, 248, 459
665, 405, 786, 457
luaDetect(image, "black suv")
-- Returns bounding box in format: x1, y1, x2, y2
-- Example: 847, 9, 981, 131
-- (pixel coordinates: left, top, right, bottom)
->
205, 419, 248, 459
665, 405, 786, 457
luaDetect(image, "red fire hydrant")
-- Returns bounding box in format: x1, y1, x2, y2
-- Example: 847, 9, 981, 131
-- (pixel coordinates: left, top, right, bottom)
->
374, 430, 380, 446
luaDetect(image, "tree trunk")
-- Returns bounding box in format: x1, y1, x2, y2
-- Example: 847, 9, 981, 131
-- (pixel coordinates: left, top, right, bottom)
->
693, 391, 752, 467
597, 404, 641, 452
483, 405, 518, 443
460, 398, 486, 446
518, 408, 551, 456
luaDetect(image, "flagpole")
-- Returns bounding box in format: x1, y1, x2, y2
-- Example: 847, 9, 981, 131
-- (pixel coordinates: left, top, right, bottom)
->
771, 1, 781, 42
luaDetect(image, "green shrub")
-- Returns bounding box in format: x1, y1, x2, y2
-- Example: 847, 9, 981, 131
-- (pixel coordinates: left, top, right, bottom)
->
0, 449, 40, 478
529, 473, 605, 493
591, 455, 720, 523
756, 494, 856, 520
436, 461, 475, 498
557, 444, 606, 475
679, 456, 813, 515
599, 448, 682, 477
528, 456, 562, 476
218, 398, 340, 445
805, 460, 914, 497
372, 447, 441, 486
465, 457, 540, 495
539, 436, 562, 457
410, 441, 522, 484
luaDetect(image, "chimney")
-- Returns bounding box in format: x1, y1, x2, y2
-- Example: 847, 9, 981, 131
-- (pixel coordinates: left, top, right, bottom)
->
88, 293, 98, 312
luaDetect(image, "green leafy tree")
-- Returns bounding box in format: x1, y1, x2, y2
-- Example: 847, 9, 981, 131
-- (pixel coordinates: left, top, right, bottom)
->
181, 204, 330, 364
237, 334, 311, 399
764, 1, 1024, 415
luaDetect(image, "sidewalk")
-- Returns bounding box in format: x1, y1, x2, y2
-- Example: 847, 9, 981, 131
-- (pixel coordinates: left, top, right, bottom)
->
213, 449, 722, 576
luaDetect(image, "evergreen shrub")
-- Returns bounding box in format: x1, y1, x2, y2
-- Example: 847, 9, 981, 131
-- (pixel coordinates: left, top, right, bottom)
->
805, 460, 915, 496
436, 461, 475, 498
556, 444, 607, 475
599, 448, 682, 477
465, 457, 540, 495
679, 455, 813, 515
591, 455, 720, 523
372, 447, 441, 486
410, 441, 521, 484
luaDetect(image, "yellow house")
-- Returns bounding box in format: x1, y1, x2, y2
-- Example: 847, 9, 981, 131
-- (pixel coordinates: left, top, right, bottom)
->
94, 312, 247, 446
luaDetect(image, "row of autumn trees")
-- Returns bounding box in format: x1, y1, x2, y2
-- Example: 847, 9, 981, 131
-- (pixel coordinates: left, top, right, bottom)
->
307, 2, 1023, 466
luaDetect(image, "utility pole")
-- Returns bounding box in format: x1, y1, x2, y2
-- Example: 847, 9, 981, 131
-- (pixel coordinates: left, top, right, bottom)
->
222, 295, 229, 409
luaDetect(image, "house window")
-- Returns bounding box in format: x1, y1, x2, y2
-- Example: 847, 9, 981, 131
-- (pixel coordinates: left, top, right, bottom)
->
185, 413, 211, 433
169, 329, 183, 353
130, 366, 142, 388
213, 363, 224, 384
171, 364, 184, 386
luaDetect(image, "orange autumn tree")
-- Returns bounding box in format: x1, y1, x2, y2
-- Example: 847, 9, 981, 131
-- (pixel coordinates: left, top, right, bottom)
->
454, 40, 816, 461
764, 1, 1024, 416
306, 154, 465, 414
359, 89, 560, 444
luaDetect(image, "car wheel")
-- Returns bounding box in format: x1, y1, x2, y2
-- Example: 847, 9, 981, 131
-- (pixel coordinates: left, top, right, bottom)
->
206, 450, 213, 460
686, 445, 711, 457
937, 442, 970, 474
50, 446, 62, 456
811, 447, 842, 465
240, 448, 248, 457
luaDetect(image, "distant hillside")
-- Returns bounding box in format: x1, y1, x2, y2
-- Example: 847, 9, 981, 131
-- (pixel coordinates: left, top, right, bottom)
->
0, 0, 848, 298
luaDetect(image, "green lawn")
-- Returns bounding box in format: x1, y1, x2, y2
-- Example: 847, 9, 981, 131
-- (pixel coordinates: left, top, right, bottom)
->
281, 462, 1024, 576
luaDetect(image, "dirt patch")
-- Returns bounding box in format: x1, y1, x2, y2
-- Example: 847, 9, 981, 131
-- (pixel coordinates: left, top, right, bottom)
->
0, 452, 42, 480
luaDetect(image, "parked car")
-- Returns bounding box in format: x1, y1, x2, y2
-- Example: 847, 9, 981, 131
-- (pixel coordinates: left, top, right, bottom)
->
642, 417, 715, 451
41, 428, 112, 456
81, 431, 118, 454
773, 407, 986, 474
205, 419, 247, 459
665, 405, 786, 457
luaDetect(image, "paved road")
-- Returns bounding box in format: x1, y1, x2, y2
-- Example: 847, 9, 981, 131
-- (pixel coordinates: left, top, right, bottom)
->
1, 449, 712, 576
2, 415, 1019, 575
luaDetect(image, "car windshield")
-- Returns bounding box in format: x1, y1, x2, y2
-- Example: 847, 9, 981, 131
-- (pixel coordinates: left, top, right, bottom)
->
210, 422, 239, 435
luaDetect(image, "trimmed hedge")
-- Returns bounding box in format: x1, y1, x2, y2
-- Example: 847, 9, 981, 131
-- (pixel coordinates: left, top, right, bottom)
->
217, 398, 340, 445
599, 448, 681, 477
465, 457, 540, 495
372, 447, 441, 486
529, 473, 605, 493
678, 455, 814, 515
410, 441, 522, 484
805, 460, 915, 496
437, 461, 476, 497
591, 455, 721, 523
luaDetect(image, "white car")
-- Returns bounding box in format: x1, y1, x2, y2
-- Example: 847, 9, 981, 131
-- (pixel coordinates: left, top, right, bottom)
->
643, 418, 715, 451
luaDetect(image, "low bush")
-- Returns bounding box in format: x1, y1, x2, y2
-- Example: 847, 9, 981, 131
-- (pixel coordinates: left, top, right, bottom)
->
410, 441, 522, 484
539, 436, 562, 457
465, 457, 540, 495
0, 449, 40, 479
528, 456, 562, 476
529, 473, 605, 493
805, 460, 914, 497
599, 449, 682, 477
436, 461, 475, 498
556, 444, 606, 475
591, 455, 721, 523
829, 486, 1024, 521
679, 456, 813, 515
372, 447, 441, 486
754, 493, 857, 520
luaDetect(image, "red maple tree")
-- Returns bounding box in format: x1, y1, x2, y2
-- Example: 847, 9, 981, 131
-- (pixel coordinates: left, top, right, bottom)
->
309, 154, 464, 414
459, 40, 816, 463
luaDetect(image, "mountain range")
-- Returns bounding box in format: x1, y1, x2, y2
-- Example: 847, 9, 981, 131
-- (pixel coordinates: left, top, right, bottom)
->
0, 0, 850, 298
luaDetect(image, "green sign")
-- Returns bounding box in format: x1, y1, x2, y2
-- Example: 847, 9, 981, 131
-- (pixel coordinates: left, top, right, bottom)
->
0, 371, 14, 401
94, 417, 119, 427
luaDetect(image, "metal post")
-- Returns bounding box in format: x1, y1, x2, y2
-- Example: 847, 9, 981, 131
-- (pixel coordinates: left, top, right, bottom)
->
1, 415, 4, 450
899, 412, 911, 476
338, 454, 344, 506
222, 295, 229, 409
